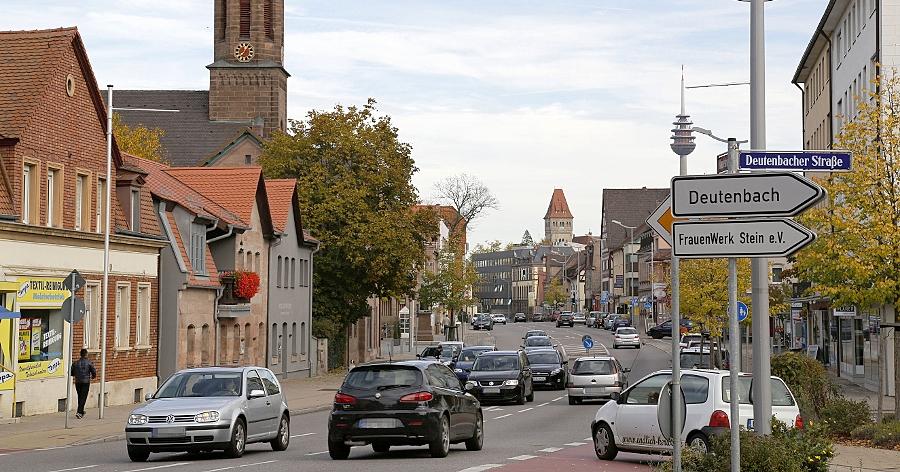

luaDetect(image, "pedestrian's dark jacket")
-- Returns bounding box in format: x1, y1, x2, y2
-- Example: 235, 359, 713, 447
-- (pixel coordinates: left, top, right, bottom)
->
71, 357, 96, 384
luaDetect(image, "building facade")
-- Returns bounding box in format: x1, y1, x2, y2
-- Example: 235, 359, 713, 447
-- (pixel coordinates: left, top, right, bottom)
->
544, 189, 574, 245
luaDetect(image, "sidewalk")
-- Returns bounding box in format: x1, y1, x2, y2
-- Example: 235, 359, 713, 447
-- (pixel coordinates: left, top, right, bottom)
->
829, 444, 900, 471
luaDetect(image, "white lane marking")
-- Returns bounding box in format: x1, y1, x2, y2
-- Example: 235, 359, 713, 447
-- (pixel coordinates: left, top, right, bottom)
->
47, 466, 98, 472
508, 455, 537, 461
290, 432, 316, 438
200, 467, 233, 472
583, 437, 592, 441
551, 397, 563, 402
492, 408, 504, 412
564, 442, 586, 446
35, 446, 72, 451
493, 414, 513, 419
517, 407, 533, 413
306, 451, 329, 456
457, 465, 503, 472
537, 402, 549, 407
239, 460, 277, 468
538, 447, 564, 453
122, 463, 190, 472
482, 406, 497, 411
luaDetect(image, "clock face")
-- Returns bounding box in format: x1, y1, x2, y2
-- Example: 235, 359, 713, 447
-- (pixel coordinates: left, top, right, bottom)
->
234, 42, 254, 63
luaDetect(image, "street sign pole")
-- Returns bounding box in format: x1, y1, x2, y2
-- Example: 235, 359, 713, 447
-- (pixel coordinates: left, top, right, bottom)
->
726, 139, 741, 472
65, 270, 75, 430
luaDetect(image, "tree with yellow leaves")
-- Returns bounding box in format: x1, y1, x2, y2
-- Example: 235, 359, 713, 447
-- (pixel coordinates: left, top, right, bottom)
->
112, 113, 166, 162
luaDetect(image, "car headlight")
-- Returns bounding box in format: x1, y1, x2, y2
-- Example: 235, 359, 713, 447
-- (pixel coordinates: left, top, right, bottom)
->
454, 368, 464, 373
551, 368, 562, 375
503, 379, 519, 386
465, 381, 477, 390
128, 414, 148, 425
194, 411, 221, 423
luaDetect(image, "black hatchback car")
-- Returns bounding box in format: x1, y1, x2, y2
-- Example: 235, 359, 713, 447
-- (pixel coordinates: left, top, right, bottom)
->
557, 313, 574, 327
465, 351, 534, 405
328, 361, 483, 459
472, 314, 494, 331
648, 318, 694, 339
526, 348, 567, 390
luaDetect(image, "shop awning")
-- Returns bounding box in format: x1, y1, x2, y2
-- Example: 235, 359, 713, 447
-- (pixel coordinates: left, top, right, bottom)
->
0, 306, 20, 319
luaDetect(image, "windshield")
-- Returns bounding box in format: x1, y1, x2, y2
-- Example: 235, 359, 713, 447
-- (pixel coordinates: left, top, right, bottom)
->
572, 360, 615, 375
473, 355, 519, 371
525, 337, 552, 347
527, 352, 560, 364
525, 331, 546, 338
344, 366, 423, 390
156, 371, 243, 398
458, 349, 489, 362
617, 328, 638, 335
477, 315, 491, 321
440, 345, 461, 358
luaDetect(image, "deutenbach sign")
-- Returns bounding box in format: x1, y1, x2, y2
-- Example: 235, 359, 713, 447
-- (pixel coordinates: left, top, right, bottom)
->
671, 172, 825, 218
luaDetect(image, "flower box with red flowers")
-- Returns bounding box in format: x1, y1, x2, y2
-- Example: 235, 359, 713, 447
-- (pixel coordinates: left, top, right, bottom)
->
220, 270, 260, 304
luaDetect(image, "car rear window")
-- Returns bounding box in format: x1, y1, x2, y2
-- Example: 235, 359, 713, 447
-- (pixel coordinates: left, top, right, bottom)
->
344, 366, 423, 390
617, 328, 638, 335
525, 337, 552, 347
527, 352, 560, 364
721, 377, 795, 406
526, 331, 546, 338
572, 359, 615, 375
473, 355, 520, 371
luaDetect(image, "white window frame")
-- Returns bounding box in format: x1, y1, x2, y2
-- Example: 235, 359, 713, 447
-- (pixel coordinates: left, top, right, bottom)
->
96, 177, 107, 233
136, 283, 151, 347
22, 163, 34, 224
115, 282, 131, 349
190, 222, 207, 275
46, 168, 56, 227
83, 282, 101, 349
75, 174, 85, 230
130, 188, 140, 232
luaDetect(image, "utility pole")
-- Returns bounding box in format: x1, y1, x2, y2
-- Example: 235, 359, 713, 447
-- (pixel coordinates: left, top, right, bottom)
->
727, 138, 742, 472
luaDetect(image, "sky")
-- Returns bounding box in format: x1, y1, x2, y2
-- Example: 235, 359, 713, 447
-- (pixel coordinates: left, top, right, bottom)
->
3, 0, 827, 247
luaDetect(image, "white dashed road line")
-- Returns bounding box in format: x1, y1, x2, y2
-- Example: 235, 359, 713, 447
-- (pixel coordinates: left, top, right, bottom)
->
538, 447, 564, 453
494, 413, 513, 419
508, 455, 537, 461
291, 432, 317, 438
122, 463, 190, 472
47, 466, 98, 472
564, 442, 586, 447
537, 402, 549, 407
306, 451, 329, 456
583, 437, 592, 441
551, 397, 563, 402
517, 407, 533, 413
457, 465, 503, 472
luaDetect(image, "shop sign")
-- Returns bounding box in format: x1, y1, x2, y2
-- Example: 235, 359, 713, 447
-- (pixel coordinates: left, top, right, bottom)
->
17, 358, 63, 380
0, 318, 13, 390
16, 277, 69, 308
834, 306, 856, 317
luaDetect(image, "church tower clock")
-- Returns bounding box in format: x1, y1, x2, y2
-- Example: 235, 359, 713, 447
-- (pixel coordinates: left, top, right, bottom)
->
208, 0, 288, 137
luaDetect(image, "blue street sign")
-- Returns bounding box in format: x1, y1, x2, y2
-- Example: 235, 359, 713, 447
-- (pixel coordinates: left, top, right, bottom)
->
644, 302, 652, 309
737, 301, 749, 322
631, 297, 638, 307
739, 150, 852, 172
600, 291, 608, 303
582, 335, 594, 351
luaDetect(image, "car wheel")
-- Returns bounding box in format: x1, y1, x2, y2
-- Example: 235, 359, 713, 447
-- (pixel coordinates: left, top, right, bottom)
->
526, 387, 534, 402
429, 415, 450, 458
593, 422, 618, 460
372, 442, 390, 453
329, 439, 351, 460
271, 414, 290, 451
127, 445, 150, 462
465, 412, 484, 451
224, 418, 247, 458
687, 432, 710, 453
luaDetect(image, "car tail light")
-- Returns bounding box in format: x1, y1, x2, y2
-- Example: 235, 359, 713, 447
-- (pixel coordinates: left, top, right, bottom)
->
399, 391, 434, 403
794, 414, 804, 429
407, 419, 425, 427
709, 410, 730, 428
334, 392, 357, 405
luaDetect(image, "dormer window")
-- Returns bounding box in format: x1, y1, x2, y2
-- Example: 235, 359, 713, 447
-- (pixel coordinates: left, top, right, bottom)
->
190, 222, 208, 275
130, 188, 141, 232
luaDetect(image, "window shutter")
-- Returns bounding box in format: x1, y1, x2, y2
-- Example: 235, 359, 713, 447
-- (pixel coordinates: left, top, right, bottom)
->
264, 0, 274, 39
240, 0, 251, 39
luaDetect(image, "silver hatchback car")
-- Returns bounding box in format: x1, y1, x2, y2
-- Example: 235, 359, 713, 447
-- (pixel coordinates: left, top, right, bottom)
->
566, 356, 629, 405
124, 366, 290, 462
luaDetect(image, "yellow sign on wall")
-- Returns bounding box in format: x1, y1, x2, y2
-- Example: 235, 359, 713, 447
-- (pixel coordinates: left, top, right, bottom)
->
15, 277, 68, 309
0, 319, 13, 390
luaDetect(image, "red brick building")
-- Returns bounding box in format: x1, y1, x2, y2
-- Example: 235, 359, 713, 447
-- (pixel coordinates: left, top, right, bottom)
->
0, 28, 166, 417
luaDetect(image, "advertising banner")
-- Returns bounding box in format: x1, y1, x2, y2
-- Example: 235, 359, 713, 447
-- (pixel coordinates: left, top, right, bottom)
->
16, 277, 68, 309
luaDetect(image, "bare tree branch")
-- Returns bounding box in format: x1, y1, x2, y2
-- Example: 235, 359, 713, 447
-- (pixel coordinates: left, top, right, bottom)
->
433, 173, 499, 233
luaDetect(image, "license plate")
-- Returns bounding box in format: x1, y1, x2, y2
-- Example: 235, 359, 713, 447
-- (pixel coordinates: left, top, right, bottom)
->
587, 387, 607, 393
483, 387, 500, 394
747, 418, 754, 430
534, 376, 547, 381
152, 427, 185, 438
358, 418, 400, 429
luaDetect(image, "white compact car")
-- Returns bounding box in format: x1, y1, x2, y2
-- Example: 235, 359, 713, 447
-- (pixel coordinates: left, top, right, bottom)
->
490, 314, 508, 324
573, 313, 587, 324
590, 369, 801, 460
612, 327, 641, 349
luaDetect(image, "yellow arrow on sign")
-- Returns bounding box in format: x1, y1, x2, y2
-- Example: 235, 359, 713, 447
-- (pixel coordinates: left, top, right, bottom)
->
646, 195, 683, 247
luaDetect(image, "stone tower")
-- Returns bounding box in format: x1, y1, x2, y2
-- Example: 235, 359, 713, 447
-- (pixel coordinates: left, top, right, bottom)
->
209, 0, 288, 137
544, 188, 574, 245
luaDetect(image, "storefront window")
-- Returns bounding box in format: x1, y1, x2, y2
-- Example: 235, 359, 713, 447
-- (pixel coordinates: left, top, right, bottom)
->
18, 310, 63, 362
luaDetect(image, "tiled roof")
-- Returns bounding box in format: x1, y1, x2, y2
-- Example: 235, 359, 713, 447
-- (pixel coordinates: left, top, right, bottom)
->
544, 188, 573, 219
101, 90, 251, 167
264, 179, 296, 233
0, 28, 77, 139
165, 167, 262, 224
601, 188, 669, 250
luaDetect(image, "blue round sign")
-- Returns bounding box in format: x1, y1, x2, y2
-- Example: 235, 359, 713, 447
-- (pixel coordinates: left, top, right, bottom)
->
737, 301, 749, 322
582, 335, 594, 350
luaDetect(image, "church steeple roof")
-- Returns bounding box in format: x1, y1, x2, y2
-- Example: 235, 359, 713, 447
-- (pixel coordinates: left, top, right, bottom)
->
544, 188, 573, 219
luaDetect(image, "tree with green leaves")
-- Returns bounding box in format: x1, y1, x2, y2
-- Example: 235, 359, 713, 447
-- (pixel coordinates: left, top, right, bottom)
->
472, 240, 505, 254
259, 99, 434, 357
543, 277, 567, 308
419, 235, 479, 328
521, 230, 535, 247
113, 113, 166, 162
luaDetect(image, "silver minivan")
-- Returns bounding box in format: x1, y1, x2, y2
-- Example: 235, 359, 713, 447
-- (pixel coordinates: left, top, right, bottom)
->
124, 367, 290, 462
566, 356, 629, 405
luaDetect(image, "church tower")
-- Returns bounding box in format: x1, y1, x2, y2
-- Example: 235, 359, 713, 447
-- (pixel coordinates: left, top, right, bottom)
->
544, 188, 574, 245
209, 0, 288, 137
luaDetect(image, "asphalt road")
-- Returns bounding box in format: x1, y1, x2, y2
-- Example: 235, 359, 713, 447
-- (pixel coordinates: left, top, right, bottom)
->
0, 321, 672, 472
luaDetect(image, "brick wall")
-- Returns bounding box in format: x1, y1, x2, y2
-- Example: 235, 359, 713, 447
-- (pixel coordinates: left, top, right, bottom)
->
208, 69, 287, 137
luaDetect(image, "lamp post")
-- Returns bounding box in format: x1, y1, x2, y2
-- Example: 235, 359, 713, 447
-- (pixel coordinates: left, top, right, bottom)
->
611, 220, 636, 326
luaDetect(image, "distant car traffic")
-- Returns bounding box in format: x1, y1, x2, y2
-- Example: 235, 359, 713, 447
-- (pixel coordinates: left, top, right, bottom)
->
603, 315, 619, 330
523, 329, 547, 340
612, 327, 641, 349
124, 367, 290, 462
465, 351, 534, 404
573, 313, 587, 324
328, 361, 484, 459
590, 370, 802, 460
472, 313, 494, 331
514, 312, 527, 322
522, 335, 555, 352
589, 312, 604, 328
648, 319, 694, 339
491, 314, 508, 324
531, 312, 545, 322
557, 313, 575, 328
526, 349, 567, 390
451, 346, 497, 381
612, 317, 632, 330
566, 356, 629, 404
586, 313, 597, 327
549, 312, 561, 322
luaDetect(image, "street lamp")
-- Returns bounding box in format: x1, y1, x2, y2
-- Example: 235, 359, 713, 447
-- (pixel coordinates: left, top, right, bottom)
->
610, 220, 636, 326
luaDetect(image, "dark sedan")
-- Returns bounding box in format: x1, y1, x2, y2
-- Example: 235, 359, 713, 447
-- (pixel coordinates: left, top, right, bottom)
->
648, 318, 694, 339
465, 351, 534, 405
451, 346, 496, 381
556, 313, 574, 327
472, 314, 494, 331
526, 349, 567, 390
513, 313, 527, 323
328, 361, 483, 459
612, 317, 632, 330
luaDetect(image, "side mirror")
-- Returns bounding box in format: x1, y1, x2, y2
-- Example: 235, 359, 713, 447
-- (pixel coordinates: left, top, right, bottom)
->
144, 393, 153, 401
609, 392, 621, 403
249, 389, 266, 399
416, 354, 422, 359
623, 367, 631, 373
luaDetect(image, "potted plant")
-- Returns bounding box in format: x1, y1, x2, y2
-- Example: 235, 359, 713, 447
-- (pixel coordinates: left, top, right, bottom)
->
220, 270, 260, 304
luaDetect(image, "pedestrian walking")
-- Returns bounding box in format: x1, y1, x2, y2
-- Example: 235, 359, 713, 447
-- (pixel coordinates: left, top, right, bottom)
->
70, 348, 96, 419
443, 314, 450, 339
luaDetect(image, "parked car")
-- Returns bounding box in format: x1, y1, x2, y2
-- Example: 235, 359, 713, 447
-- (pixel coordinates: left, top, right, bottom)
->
491, 314, 508, 325
680, 347, 730, 370
124, 367, 290, 462
531, 312, 545, 322
589, 312, 605, 328
648, 319, 694, 339
465, 351, 534, 404
590, 370, 801, 459
438, 341, 465, 364
612, 317, 632, 330
679, 333, 704, 348
328, 361, 484, 459
603, 315, 619, 330
612, 327, 641, 349
451, 346, 497, 381
418, 346, 441, 359
566, 356, 629, 404
586, 313, 598, 328
472, 313, 494, 331
526, 348, 567, 390
514, 313, 527, 323
557, 313, 575, 328
573, 313, 587, 324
